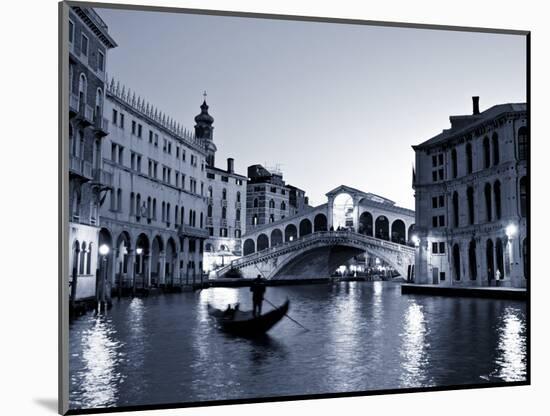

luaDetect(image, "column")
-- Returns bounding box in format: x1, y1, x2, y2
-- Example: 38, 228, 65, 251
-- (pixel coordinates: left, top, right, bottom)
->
182, 237, 189, 285
108, 249, 117, 302
159, 251, 166, 286
145, 254, 152, 288
127, 249, 135, 295
174, 252, 181, 286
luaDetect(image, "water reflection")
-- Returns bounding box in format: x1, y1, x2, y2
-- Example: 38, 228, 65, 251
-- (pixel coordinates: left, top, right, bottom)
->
399, 300, 430, 387
493, 306, 526, 382
72, 316, 122, 408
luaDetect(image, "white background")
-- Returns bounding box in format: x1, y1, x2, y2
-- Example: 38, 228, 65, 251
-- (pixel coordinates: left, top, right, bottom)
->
1, 0, 548, 415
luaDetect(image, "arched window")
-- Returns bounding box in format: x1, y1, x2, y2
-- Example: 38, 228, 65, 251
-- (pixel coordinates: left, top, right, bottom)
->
222, 207, 227, 219
495, 238, 504, 279
452, 243, 461, 281
86, 243, 93, 275
179, 206, 183, 224
518, 126, 528, 161
153, 198, 157, 219
78, 73, 87, 106
484, 183, 492, 222
79, 242, 86, 275
147, 197, 151, 218
375, 216, 389, 240
222, 188, 227, 200
78, 130, 85, 159
281, 201, 286, 211
483, 136, 491, 169
208, 186, 213, 198
166, 203, 171, 223
130, 192, 135, 215
451, 148, 458, 178
469, 240, 477, 280
95, 88, 103, 121
486, 239, 495, 281
467, 187, 474, 225
494, 180, 502, 220
492, 133, 500, 165
466, 143, 473, 174
253, 198, 259, 208
200, 212, 203, 228
520, 176, 527, 217
175, 205, 179, 224
252, 214, 258, 226
269, 199, 275, 209
243, 239, 255, 255
161, 201, 166, 222
117, 189, 122, 212
136, 194, 141, 218
207, 204, 212, 217
236, 191, 241, 202
69, 123, 75, 156
236, 209, 241, 220
452, 191, 459, 228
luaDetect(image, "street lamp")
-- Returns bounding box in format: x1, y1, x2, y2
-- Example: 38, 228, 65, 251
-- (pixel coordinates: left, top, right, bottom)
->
505, 223, 518, 274
136, 247, 143, 255
411, 234, 420, 247
98, 244, 110, 313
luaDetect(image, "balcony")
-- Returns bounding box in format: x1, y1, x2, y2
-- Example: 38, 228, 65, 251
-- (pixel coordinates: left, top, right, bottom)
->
81, 103, 94, 126
92, 168, 112, 188
179, 225, 209, 239
69, 93, 79, 117
69, 156, 93, 180
92, 116, 109, 137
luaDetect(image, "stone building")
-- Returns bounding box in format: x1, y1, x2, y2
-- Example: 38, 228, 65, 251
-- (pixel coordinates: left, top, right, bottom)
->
246, 164, 309, 229
68, 7, 117, 302
98, 81, 211, 293
412, 97, 528, 287
200, 102, 248, 274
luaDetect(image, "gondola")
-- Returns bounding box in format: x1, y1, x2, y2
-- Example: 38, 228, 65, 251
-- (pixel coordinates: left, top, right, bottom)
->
207, 299, 290, 336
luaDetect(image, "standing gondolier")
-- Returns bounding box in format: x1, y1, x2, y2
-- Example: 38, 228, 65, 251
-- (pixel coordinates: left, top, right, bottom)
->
251, 275, 266, 317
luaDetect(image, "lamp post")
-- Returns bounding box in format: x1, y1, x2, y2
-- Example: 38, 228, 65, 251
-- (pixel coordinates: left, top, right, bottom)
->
136, 247, 143, 294
99, 244, 110, 313
410, 234, 420, 283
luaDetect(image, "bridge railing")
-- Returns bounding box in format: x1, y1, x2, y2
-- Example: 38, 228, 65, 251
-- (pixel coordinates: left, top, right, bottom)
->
217, 230, 415, 276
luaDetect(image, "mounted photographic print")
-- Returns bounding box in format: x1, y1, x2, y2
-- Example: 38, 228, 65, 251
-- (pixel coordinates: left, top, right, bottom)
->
59, 1, 530, 414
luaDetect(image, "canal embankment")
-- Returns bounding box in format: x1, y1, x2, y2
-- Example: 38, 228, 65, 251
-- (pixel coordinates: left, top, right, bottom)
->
401, 283, 527, 300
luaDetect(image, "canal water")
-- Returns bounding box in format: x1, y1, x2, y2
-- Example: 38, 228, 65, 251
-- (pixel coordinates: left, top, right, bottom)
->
69, 282, 527, 410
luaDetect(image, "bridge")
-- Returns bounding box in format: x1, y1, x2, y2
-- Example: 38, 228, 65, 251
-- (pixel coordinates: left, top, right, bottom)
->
217, 230, 416, 279
217, 185, 416, 280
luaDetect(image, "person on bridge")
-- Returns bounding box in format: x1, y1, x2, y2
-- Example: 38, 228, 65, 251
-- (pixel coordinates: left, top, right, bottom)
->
251, 275, 266, 317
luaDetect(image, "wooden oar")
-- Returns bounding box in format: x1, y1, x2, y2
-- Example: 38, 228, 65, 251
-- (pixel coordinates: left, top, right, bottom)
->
264, 297, 310, 332
253, 264, 310, 332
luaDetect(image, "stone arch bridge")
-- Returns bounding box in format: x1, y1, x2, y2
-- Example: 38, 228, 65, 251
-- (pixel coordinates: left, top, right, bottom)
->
217, 185, 416, 280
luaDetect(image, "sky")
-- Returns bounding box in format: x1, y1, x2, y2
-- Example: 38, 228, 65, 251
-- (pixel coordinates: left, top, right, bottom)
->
95, 7, 526, 209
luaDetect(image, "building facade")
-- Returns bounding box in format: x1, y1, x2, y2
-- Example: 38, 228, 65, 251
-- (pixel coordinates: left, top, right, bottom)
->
412, 97, 528, 288
99, 80, 211, 294
246, 164, 309, 229
200, 101, 248, 275
68, 7, 117, 302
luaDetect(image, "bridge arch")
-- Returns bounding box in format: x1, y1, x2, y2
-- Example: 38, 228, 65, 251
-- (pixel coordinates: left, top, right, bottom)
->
257, 233, 269, 251
375, 215, 390, 241
359, 211, 373, 236
285, 224, 297, 242
299, 218, 312, 237
391, 219, 406, 244
271, 228, 283, 247
243, 238, 255, 255
314, 213, 328, 232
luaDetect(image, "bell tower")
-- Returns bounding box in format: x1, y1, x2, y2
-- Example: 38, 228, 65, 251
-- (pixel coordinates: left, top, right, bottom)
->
194, 92, 217, 166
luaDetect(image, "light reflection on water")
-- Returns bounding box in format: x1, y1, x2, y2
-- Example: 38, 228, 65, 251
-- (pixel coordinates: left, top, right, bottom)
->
493, 306, 527, 382
69, 282, 527, 410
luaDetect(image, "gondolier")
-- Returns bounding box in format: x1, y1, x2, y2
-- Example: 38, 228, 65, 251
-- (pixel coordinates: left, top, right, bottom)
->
250, 275, 266, 317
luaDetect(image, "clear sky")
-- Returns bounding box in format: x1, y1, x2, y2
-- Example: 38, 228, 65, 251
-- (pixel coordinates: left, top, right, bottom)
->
95, 7, 526, 209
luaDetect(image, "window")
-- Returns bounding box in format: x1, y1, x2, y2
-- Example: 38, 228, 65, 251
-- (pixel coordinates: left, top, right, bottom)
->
484, 183, 492, 222
271, 187, 277, 193
432, 242, 439, 253
451, 149, 458, 178
221, 176, 229, 182
207, 172, 215, 179
520, 176, 527, 217
452, 191, 459, 228
97, 51, 105, 72
466, 143, 473, 174
467, 186, 474, 225
69, 20, 74, 43
438, 195, 444, 207
117, 189, 122, 212
253, 198, 259, 208
492, 133, 500, 165
120, 113, 125, 129
432, 217, 438, 227
439, 242, 446, 253
222, 189, 227, 200
207, 205, 212, 217
111, 143, 117, 162
131, 153, 136, 170
81, 34, 88, 57
132, 121, 136, 135
440, 272, 446, 281
438, 215, 445, 227
222, 207, 227, 219
518, 127, 528, 161
483, 136, 491, 169
237, 191, 241, 202
149, 130, 153, 143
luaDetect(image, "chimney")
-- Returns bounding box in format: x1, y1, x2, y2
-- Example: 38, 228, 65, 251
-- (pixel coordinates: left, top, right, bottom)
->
227, 158, 234, 173
472, 96, 480, 115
